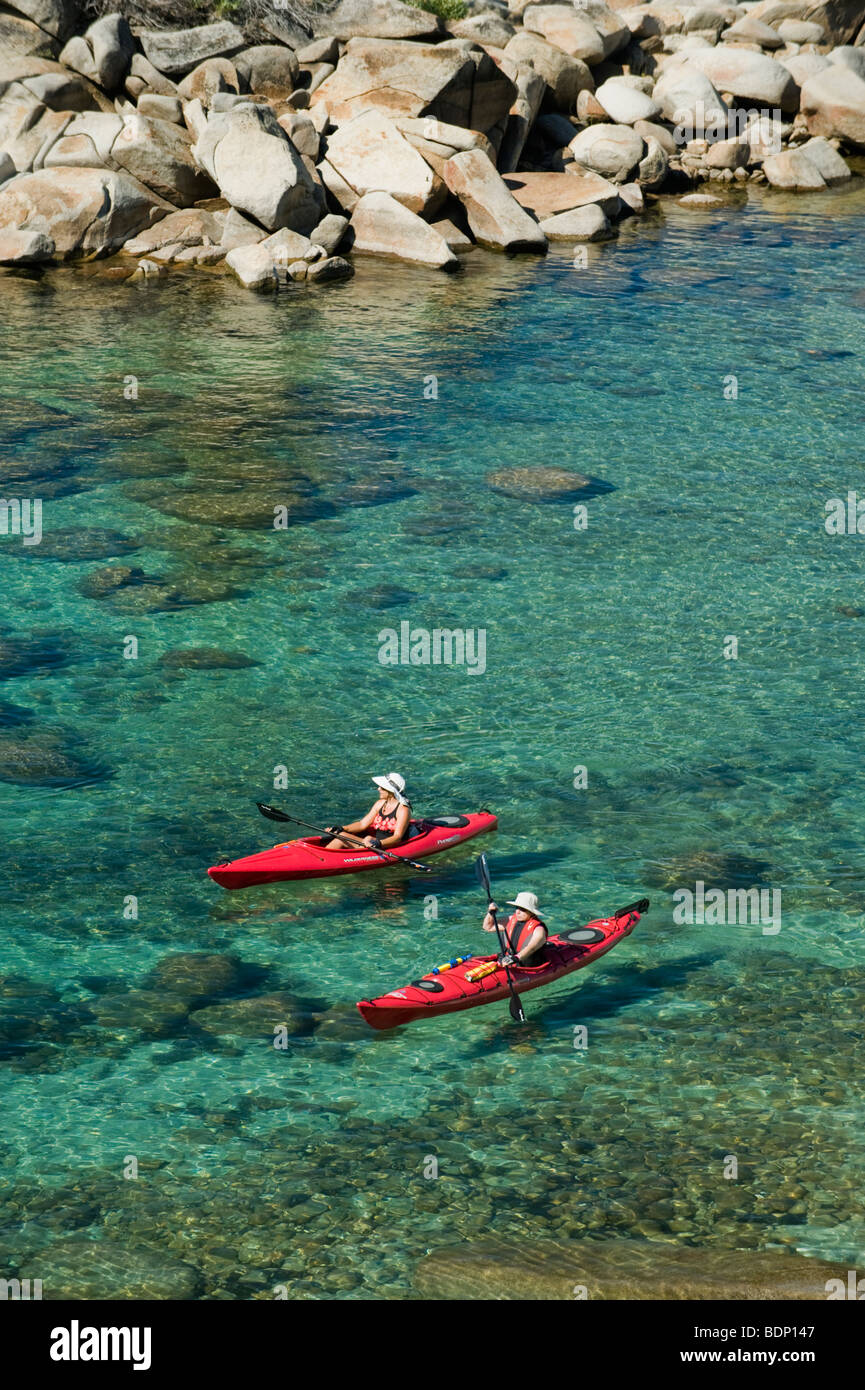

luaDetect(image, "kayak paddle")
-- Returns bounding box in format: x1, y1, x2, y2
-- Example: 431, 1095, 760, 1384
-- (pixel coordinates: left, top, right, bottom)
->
475, 852, 526, 1024
256, 804, 433, 873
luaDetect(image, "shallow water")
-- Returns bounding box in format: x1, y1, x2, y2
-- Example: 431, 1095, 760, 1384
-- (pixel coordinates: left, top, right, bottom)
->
1, 182, 864, 1299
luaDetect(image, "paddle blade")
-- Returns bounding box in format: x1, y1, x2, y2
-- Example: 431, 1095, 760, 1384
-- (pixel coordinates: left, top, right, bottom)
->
509, 992, 527, 1024
257, 803, 291, 822
475, 852, 492, 899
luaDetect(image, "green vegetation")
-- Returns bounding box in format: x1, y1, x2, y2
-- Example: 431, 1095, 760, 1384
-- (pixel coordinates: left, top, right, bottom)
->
407, 0, 469, 21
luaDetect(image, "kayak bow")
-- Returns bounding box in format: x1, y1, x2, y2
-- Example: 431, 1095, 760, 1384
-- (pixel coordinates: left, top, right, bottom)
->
357, 898, 648, 1030
208, 811, 497, 889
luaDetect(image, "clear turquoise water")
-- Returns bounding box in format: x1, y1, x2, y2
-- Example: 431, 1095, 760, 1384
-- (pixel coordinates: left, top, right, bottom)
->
1, 182, 864, 1298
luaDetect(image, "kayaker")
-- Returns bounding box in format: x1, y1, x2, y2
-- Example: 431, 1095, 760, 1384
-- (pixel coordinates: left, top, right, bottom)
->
324, 773, 412, 850
484, 891, 548, 966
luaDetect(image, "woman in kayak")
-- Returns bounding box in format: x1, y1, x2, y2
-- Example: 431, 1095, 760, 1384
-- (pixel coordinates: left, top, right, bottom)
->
324, 773, 412, 851
484, 891, 548, 966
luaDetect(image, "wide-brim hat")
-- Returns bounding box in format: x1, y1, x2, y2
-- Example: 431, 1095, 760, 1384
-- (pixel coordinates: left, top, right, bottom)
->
372, 773, 408, 805
506, 891, 543, 917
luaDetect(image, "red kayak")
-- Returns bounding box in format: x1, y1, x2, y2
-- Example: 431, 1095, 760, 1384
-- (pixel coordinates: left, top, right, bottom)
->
208, 811, 497, 889
357, 898, 648, 1030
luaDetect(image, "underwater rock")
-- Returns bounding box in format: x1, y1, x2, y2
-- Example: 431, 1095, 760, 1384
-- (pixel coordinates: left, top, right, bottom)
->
147, 952, 246, 1003
346, 583, 416, 609
190, 992, 309, 1039
0, 974, 60, 1002
312, 1003, 375, 1042
157, 647, 260, 671
147, 570, 244, 609
9, 527, 140, 560
85, 568, 244, 613
87, 990, 190, 1038
36, 1239, 202, 1300
77, 564, 146, 598
127, 482, 333, 529
413, 1237, 846, 1300
0, 989, 90, 1045
2, 454, 85, 497
643, 850, 772, 890
0, 729, 110, 788
486, 467, 608, 501
0, 631, 70, 679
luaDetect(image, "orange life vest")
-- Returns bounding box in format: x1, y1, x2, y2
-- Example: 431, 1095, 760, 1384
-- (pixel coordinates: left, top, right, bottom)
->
505, 912, 547, 958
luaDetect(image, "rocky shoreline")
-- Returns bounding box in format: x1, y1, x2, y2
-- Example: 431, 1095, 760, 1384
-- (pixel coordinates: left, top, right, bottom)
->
0, 0, 864, 286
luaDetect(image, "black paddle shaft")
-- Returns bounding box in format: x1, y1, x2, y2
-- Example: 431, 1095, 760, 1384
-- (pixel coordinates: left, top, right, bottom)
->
255, 804, 432, 873
475, 853, 526, 1024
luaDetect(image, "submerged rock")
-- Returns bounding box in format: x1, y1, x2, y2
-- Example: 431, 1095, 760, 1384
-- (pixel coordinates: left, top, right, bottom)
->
157, 647, 260, 671
77, 565, 145, 598
127, 483, 331, 529
37, 1239, 202, 1300
414, 1237, 847, 1300
486, 467, 600, 501
88, 990, 190, 1038
190, 992, 309, 1038
643, 849, 772, 890
145, 571, 243, 611
0, 632, 69, 678
0, 729, 109, 787
313, 1003, 376, 1042
346, 583, 416, 608
9, 527, 139, 561
147, 952, 246, 1003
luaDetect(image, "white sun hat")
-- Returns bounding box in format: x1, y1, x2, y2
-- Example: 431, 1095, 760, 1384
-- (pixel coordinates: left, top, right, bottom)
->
506, 891, 543, 917
372, 772, 408, 805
